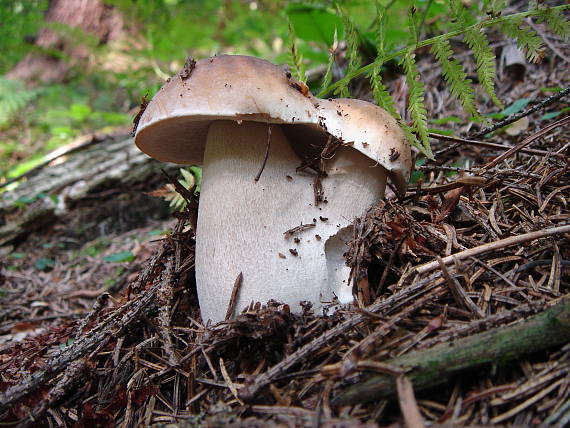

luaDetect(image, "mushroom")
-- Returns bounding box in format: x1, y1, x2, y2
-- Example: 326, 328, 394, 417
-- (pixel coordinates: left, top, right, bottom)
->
134, 55, 412, 323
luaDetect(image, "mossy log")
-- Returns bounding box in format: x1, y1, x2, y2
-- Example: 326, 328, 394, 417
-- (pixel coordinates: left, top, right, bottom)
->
333, 297, 570, 406
0, 134, 178, 246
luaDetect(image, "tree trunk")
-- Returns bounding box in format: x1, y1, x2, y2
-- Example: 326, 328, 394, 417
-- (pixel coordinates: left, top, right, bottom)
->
7, 0, 124, 83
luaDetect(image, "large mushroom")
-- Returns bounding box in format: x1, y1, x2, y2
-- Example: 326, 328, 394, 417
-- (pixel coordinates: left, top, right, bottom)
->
135, 55, 412, 323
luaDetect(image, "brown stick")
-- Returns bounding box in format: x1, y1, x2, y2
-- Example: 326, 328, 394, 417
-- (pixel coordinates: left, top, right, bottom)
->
428, 132, 565, 159
436, 257, 484, 319
254, 124, 272, 182
225, 272, 243, 321
481, 115, 570, 171
397, 375, 426, 428
414, 225, 570, 276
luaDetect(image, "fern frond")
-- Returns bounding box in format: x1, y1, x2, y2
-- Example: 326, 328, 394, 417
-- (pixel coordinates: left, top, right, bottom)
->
287, 21, 306, 82
402, 50, 432, 158
536, 7, 570, 41
401, 122, 421, 154
431, 38, 479, 119
369, 60, 401, 120
463, 27, 503, 108
449, 0, 468, 28
485, 0, 508, 17
374, 0, 387, 55
500, 18, 543, 62
320, 28, 337, 92
407, 5, 420, 44
335, 6, 360, 98
0, 77, 39, 126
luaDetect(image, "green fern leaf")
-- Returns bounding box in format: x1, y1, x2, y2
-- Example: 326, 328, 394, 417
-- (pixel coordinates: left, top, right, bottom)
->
500, 18, 543, 62
431, 38, 479, 119
449, 0, 468, 28
401, 122, 421, 154
536, 7, 570, 41
374, 0, 387, 55
287, 21, 306, 82
485, 0, 508, 17
402, 49, 432, 158
463, 27, 503, 108
335, 6, 360, 98
320, 28, 337, 93
368, 1, 399, 117
0, 77, 39, 126
407, 4, 420, 44
369, 60, 401, 120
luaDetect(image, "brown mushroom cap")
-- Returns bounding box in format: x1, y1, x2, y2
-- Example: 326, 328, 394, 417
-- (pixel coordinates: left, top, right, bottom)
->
134, 54, 412, 195
316, 98, 412, 194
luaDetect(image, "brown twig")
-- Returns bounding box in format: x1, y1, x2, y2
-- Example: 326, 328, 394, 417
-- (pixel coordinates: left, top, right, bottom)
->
481, 116, 570, 171
429, 132, 565, 159
414, 224, 570, 277
397, 375, 426, 428
254, 124, 272, 182
470, 87, 570, 139
436, 256, 485, 319
225, 272, 243, 321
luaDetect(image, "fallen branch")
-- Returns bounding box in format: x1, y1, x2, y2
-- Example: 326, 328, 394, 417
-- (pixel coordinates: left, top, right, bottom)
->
332, 297, 570, 406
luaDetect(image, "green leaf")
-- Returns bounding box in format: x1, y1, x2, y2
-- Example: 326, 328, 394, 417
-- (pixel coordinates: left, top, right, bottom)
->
402, 49, 432, 158
431, 116, 463, 125
541, 107, 570, 120
500, 98, 532, 116
500, 19, 543, 63
9, 252, 26, 260
36, 258, 55, 271
430, 38, 479, 119
320, 28, 338, 93
428, 128, 454, 136
369, 60, 400, 120
335, 6, 360, 98
287, 20, 307, 82
68, 103, 92, 121
536, 6, 570, 41
285, 4, 342, 46
103, 251, 135, 263
463, 27, 503, 108
148, 230, 167, 236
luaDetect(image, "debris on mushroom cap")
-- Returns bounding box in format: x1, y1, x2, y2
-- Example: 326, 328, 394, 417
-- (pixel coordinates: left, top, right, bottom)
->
315, 98, 413, 195
134, 54, 412, 195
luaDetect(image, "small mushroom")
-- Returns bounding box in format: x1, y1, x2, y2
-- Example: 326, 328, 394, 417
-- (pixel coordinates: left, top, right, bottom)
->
135, 55, 412, 323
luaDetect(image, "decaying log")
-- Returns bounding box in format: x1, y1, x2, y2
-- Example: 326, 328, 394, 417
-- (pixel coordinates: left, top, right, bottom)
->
0, 133, 179, 246
332, 297, 570, 406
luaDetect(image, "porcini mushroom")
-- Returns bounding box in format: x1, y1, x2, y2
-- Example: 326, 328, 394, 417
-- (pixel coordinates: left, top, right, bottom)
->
135, 55, 412, 323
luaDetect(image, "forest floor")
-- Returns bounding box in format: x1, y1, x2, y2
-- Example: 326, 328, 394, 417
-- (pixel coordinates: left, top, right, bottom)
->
1, 36, 569, 427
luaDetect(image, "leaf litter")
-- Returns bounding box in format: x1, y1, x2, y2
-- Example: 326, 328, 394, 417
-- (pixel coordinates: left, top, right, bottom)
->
1, 31, 570, 428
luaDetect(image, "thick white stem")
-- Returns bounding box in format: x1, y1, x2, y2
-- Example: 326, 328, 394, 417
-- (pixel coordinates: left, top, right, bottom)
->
196, 120, 387, 323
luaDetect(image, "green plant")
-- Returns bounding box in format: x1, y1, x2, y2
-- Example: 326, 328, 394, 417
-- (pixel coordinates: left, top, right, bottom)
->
0, 0, 48, 74
0, 77, 40, 126
148, 167, 202, 211
287, 1, 570, 158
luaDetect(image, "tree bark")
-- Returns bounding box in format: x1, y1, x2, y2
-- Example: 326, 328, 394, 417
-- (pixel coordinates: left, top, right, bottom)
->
7, 0, 124, 83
